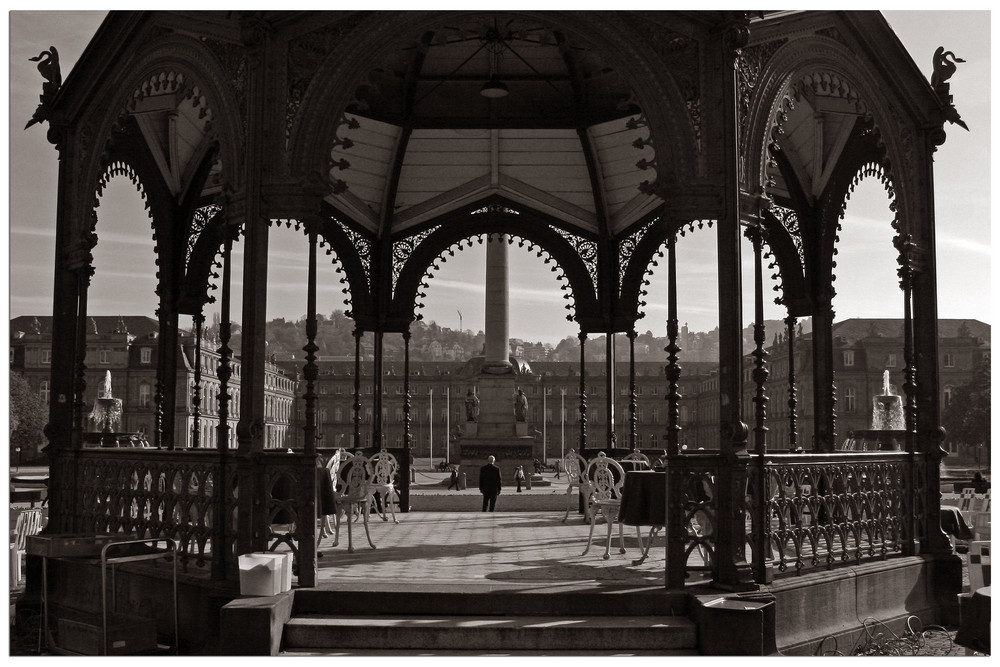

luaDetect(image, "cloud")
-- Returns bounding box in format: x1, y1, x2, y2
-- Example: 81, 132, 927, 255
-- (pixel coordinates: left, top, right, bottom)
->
938, 235, 991, 255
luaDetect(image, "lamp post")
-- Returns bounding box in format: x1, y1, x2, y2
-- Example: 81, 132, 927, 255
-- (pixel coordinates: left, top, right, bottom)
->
542, 389, 547, 464
446, 386, 450, 465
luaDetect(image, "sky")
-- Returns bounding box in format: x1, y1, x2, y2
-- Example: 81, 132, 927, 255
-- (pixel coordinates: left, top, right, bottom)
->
4, 8, 993, 346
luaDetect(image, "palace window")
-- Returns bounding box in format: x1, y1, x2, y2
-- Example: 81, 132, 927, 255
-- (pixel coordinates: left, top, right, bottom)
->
843, 387, 856, 413
40, 349, 51, 365
335, 407, 343, 422
943, 386, 953, 410
943, 353, 955, 368
39, 380, 50, 406
886, 353, 897, 368
842, 350, 855, 366
141, 347, 152, 364
139, 383, 151, 407
99, 349, 110, 365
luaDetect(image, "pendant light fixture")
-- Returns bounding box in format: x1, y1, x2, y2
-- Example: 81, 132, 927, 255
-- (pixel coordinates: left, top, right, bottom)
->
480, 24, 509, 98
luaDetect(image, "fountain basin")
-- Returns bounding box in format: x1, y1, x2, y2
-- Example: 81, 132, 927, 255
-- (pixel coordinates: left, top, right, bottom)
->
843, 429, 904, 451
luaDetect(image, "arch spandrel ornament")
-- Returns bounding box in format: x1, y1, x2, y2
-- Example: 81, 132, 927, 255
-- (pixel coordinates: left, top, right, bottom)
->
71, 33, 244, 250
741, 32, 941, 312
745, 35, 924, 238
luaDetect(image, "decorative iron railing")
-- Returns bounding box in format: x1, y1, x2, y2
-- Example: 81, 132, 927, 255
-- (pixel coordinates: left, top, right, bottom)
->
665, 454, 720, 588
77, 449, 236, 577
746, 452, 911, 577
75, 449, 322, 583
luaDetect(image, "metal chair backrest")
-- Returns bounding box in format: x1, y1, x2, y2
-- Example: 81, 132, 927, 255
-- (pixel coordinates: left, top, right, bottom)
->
337, 453, 370, 503
622, 451, 650, 465
563, 450, 587, 485
14, 508, 43, 551
959, 488, 975, 511
584, 452, 625, 502
327, 448, 345, 482
369, 451, 398, 486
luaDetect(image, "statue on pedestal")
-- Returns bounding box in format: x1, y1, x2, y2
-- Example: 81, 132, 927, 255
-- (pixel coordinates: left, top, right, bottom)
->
465, 390, 480, 422
514, 388, 527, 422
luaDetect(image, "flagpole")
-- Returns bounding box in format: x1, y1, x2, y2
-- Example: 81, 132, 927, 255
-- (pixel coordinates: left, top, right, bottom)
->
429, 388, 434, 470
560, 388, 566, 462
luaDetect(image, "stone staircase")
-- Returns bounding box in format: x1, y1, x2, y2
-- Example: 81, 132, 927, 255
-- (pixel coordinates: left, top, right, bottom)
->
279, 589, 698, 655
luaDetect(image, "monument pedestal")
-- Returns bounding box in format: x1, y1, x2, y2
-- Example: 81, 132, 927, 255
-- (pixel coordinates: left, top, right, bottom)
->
459, 375, 536, 483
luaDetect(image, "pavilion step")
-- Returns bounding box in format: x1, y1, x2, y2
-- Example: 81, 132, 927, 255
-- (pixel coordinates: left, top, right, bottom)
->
282, 613, 698, 652
292, 589, 691, 617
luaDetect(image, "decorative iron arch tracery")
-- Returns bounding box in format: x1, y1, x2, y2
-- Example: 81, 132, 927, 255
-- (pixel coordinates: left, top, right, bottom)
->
388, 206, 602, 332
618, 216, 716, 324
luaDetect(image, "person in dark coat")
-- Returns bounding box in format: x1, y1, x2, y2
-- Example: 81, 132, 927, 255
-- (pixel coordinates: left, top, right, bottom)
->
479, 455, 502, 512
448, 466, 460, 491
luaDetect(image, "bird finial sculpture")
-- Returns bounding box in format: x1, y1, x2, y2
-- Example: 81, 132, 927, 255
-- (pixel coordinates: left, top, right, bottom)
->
25, 46, 62, 130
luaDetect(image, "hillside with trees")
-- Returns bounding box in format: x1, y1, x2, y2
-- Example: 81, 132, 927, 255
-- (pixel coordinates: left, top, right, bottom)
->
207, 310, 809, 364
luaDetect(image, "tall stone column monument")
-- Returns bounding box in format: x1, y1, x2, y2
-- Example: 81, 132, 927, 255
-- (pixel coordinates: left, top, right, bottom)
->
458, 235, 536, 480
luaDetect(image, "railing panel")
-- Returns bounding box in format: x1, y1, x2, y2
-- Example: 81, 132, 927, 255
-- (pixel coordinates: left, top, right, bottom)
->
77, 450, 234, 576
665, 454, 720, 588
746, 452, 911, 578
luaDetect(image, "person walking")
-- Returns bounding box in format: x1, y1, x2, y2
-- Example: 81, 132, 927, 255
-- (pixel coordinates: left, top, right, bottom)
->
479, 455, 502, 512
448, 466, 460, 491
515, 465, 526, 492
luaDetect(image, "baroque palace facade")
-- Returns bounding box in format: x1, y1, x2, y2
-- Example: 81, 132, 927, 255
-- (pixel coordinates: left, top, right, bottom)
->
10, 315, 296, 457
13, 315, 987, 464
13, 315, 988, 464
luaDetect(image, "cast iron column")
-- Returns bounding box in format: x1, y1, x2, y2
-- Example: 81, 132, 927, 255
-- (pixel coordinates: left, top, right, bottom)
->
713, 13, 754, 591
401, 329, 412, 512
665, 231, 681, 456
628, 330, 637, 450
303, 228, 318, 456
192, 312, 204, 448
785, 315, 798, 451
578, 332, 588, 449
353, 328, 362, 448
213, 231, 234, 580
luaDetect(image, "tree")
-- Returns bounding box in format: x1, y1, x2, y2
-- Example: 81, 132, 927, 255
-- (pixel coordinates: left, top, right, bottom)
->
9, 372, 47, 463
942, 357, 990, 450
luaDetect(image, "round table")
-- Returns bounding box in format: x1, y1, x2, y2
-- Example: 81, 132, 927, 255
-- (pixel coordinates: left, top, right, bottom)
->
618, 470, 666, 565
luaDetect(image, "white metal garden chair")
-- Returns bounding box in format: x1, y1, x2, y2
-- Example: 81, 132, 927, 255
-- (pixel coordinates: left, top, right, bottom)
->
581, 452, 627, 560
561, 449, 590, 522
368, 450, 400, 524
332, 452, 376, 552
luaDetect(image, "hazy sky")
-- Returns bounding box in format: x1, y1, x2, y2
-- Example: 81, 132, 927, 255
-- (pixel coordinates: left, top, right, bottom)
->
5, 9, 992, 345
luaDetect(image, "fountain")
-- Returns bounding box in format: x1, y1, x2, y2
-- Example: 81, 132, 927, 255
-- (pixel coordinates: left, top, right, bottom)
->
842, 370, 905, 451
84, 370, 137, 447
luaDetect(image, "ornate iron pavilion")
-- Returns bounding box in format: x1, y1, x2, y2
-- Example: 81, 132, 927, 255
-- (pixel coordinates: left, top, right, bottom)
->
28, 10, 964, 598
